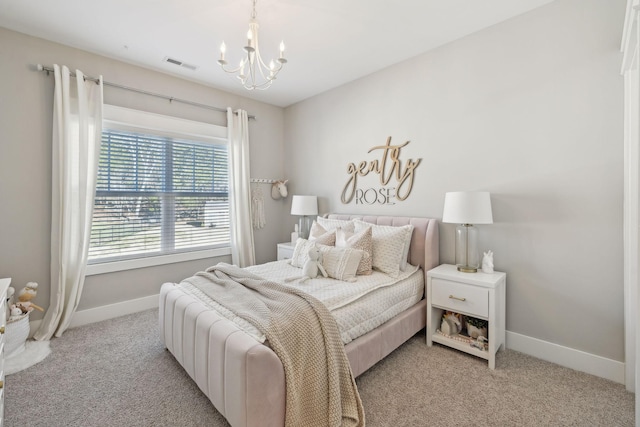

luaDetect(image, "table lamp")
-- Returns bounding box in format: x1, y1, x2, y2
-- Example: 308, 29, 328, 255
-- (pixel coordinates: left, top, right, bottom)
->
290, 195, 318, 239
442, 191, 493, 273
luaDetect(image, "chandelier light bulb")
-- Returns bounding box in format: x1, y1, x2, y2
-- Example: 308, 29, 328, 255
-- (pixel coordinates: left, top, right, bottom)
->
218, 41, 227, 64
217, 0, 287, 90
278, 41, 287, 63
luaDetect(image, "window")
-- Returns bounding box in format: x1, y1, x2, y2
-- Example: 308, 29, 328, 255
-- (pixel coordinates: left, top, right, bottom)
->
88, 106, 230, 270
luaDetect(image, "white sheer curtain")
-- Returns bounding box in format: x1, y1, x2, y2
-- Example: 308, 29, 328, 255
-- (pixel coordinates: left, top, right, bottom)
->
227, 108, 256, 267
34, 65, 103, 340
621, 1, 639, 411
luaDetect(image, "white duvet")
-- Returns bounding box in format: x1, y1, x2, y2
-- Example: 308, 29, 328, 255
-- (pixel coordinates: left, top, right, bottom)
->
178, 260, 424, 344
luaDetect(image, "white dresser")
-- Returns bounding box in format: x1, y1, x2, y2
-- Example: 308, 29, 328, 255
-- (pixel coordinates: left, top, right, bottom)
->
0, 278, 10, 425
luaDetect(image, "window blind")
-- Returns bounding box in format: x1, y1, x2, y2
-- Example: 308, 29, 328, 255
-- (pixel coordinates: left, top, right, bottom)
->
89, 129, 229, 263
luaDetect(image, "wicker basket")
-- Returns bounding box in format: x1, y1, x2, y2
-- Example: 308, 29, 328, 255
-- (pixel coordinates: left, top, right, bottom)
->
5, 313, 30, 357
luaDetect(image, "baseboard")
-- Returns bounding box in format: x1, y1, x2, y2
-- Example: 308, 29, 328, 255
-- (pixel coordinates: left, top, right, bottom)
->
506, 331, 625, 384
28, 294, 160, 337
68, 294, 160, 329
27, 297, 625, 385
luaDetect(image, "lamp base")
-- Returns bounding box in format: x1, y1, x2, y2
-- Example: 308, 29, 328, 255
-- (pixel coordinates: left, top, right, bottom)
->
298, 216, 312, 240
457, 265, 478, 273
454, 224, 480, 273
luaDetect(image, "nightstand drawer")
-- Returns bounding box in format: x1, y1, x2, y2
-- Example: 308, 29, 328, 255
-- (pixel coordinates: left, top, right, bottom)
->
277, 242, 295, 261
431, 278, 488, 318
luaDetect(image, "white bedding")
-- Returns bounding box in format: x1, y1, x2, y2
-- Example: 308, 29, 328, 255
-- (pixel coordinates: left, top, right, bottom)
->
177, 260, 424, 344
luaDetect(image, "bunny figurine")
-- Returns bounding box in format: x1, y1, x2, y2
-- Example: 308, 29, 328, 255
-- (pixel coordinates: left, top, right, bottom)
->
482, 250, 494, 274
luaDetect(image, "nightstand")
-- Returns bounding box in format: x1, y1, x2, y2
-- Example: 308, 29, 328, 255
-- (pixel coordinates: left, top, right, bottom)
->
276, 242, 295, 261
426, 264, 506, 369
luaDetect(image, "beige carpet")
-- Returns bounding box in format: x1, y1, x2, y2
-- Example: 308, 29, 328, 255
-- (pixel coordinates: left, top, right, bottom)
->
5, 309, 634, 426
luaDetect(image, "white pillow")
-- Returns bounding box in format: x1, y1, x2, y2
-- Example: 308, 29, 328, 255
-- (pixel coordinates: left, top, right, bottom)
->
353, 220, 413, 277
335, 226, 372, 275
290, 238, 316, 268
308, 221, 336, 246
316, 217, 356, 233
319, 246, 363, 282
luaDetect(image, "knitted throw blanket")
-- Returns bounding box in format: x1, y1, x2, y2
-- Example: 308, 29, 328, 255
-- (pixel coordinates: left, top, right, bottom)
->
182, 263, 365, 427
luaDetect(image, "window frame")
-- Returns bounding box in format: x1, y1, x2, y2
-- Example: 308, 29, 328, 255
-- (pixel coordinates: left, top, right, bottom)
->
85, 105, 231, 276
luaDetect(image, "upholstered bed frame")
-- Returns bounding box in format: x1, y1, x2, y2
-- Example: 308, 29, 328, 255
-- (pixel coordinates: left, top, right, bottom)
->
159, 214, 439, 427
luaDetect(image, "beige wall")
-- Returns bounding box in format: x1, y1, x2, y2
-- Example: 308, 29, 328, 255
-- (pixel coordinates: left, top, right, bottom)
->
284, 0, 626, 361
0, 28, 287, 313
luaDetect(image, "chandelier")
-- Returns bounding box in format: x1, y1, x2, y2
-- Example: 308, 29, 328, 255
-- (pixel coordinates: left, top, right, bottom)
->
217, 0, 287, 91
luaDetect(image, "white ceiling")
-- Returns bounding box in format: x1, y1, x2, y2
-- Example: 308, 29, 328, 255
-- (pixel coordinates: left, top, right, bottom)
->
0, 0, 556, 107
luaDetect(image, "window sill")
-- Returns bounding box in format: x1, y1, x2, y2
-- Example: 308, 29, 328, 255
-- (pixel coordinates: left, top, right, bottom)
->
85, 247, 232, 276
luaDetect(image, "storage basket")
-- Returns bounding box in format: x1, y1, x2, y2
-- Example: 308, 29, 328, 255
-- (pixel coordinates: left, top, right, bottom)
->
5, 314, 30, 357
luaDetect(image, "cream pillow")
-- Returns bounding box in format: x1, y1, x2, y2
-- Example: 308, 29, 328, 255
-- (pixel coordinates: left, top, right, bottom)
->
290, 238, 316, 268
353, 220, 413, 277
319, 246, 363, 282
316, 217, 356, 233
335, 226, 372, 275
308, 221, 336, 246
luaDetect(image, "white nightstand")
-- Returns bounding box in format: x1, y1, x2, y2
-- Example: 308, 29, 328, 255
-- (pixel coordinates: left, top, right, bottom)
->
426, 264, 506, 369
277, 242, 295, 261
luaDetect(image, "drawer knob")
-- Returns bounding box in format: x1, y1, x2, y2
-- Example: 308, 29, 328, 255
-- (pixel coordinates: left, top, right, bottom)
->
449, 295, 466, 302
0, 326, 5, 334
0, 380, 4, 389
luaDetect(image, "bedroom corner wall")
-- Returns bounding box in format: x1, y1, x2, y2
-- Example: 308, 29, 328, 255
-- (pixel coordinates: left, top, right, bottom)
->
283, 0, 626, 366
0, 27, 286, 316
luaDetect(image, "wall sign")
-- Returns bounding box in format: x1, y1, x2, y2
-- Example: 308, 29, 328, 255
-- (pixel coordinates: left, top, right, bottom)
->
341, 137, 421, 205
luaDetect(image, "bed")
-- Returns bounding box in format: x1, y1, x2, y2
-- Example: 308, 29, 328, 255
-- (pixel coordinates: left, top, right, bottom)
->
159, 214, 439, 427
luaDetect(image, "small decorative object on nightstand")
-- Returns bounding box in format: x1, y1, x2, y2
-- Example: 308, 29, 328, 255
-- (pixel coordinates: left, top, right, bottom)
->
426, 264, 506, 369
465, 316, 488, 339
277, 242, 295, 261
482, 250, 494, 274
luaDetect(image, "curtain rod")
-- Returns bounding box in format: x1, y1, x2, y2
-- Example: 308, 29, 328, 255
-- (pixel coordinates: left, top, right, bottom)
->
35, 64, 256, 120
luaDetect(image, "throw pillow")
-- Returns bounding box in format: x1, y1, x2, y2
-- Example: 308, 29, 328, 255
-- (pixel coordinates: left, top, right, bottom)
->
319, 246, 363, 282
308, 221, 336, 246
290, 238, 317, 268
316, 217, 356, 233
353, 220, 413, 277
335, 226, 373, 275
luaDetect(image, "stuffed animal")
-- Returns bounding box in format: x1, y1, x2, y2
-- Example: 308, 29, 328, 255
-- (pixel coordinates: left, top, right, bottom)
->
8, 304, 23, 321
17, 282, 44, 312
301, 245, 328, 282
270, 180, 289, 200
285, 244, 328, 283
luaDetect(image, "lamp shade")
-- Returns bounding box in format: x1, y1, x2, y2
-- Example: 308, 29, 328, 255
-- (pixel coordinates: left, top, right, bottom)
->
442, 192, 493, 225
290, 195, 318, 216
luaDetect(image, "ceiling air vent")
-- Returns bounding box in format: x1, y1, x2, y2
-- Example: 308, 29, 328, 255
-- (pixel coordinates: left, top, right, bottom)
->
163, 57, 198, 71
